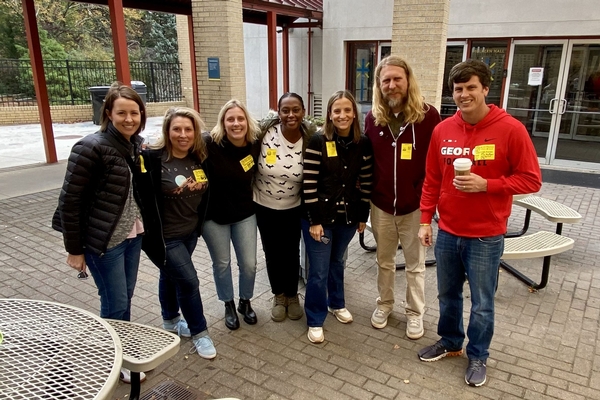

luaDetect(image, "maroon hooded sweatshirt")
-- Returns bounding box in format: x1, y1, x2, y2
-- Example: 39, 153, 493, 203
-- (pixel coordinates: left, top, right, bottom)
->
364, 105, 441, 216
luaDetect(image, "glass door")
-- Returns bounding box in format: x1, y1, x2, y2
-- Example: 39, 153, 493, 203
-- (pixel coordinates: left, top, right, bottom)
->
553, 41, 600, 165
504, 41, 569, 162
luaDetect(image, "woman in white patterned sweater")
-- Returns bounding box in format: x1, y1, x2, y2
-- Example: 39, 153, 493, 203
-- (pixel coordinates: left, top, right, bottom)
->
254, 93, 316, 322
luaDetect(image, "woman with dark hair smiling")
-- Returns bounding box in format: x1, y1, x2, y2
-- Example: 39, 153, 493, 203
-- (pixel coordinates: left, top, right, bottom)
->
53, 82, 148, 383
302, 90, 373, 344
254, 92, 316, 322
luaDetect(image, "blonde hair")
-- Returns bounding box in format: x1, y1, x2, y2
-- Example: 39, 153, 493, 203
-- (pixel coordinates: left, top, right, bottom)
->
156, 107, 207, 162
371, 55, 426, 126
322, 90, 362, 143
211, 99, 259, 145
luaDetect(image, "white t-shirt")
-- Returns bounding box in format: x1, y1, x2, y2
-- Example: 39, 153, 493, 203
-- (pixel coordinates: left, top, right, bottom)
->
253, 124, 303, 209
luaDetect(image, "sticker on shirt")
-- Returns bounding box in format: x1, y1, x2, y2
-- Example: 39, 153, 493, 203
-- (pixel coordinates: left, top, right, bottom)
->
473, 144, 495, 161
326, 141, 338, 157
193, 168, 208, 183
240, 154, 255, 172
401, 143, 412, 160
266, 148, 277, 165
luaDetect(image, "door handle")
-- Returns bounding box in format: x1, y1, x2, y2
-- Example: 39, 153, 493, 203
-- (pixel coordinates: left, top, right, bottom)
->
549, 98, 557, 114
558, 99, 567, 115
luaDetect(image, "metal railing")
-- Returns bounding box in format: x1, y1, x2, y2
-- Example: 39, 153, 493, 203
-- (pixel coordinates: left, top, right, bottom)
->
0, 59, 182, 106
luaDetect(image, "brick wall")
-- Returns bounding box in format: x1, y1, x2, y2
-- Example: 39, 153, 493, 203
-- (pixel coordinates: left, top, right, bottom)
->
176, 14, 195, 110
191, 0, 247, 128
391, 0, 450, 110
0, 101, 186, 126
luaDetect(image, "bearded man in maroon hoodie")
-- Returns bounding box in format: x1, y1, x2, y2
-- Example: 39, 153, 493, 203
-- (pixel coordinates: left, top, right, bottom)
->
364, 55, 440, 340
417, 59, 541, 387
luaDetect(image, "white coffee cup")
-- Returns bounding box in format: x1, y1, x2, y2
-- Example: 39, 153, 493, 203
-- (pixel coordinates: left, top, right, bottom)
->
453, 158, 472, 176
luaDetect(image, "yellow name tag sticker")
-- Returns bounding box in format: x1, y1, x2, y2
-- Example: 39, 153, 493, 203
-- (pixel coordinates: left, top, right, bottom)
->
326, 141, 338, 157
474, 144, 495, 161
266, 148, 277, 165
240, 154, 255, 172
401, 143, 412, 160
193, 169, 208, 183
139, 154, 147, 173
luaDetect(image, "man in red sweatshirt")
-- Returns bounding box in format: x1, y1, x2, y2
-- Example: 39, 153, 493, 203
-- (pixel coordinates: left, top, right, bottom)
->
417, 59, 542, 387
364, 55, 440, 339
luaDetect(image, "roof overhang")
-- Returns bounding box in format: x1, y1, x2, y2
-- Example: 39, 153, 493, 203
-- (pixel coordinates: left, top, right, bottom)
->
69, 0, 322, 26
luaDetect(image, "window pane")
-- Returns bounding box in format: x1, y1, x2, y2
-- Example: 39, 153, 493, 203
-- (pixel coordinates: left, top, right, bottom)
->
441, 46, 464, 119
471, 40, 508, 107
348, 42, 376, 104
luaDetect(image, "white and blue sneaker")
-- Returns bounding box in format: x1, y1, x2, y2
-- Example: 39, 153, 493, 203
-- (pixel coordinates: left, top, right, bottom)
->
163, 317, 191, 338
193, 334, 217, 359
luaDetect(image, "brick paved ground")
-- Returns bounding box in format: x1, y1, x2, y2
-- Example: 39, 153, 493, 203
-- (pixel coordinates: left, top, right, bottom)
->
1, 175, 599, 399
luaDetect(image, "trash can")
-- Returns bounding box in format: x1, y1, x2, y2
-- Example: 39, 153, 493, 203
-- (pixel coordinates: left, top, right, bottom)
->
88, 86, 110, 125
131, 81, 147, 105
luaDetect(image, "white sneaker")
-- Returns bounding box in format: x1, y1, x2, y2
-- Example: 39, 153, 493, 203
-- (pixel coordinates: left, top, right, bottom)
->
119, 368, 146, 384
371, 308, 391, 329
328, 307, 353, 324
406, 317, 424, 340
307, 327, 324, 343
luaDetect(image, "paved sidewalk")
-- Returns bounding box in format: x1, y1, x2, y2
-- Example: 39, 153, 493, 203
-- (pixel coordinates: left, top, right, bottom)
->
1, 160, 599, 399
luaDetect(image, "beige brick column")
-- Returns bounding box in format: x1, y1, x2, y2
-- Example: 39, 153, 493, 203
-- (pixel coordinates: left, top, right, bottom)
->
191, 0, 246, 128
391, 0, 450, 109
176, 15, 194, 109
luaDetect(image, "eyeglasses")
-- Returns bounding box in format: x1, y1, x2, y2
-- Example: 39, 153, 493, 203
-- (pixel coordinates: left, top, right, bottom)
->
77, 270, 89, 280
320, 236, 331, 245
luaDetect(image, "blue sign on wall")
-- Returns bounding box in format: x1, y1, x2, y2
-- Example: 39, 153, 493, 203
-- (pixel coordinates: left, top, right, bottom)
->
208, 57, 220, 80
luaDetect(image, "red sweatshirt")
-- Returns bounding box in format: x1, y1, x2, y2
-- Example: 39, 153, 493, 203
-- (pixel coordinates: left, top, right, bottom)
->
420, 105, 542, 237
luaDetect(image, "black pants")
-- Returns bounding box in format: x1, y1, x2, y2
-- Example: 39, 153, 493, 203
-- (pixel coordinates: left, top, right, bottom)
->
255, 203, 302, 296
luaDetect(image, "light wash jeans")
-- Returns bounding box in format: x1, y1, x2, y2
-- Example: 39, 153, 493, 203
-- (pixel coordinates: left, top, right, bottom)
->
435, 229, 504, 361
85, 235, 143, 321
202, 215, 258, 302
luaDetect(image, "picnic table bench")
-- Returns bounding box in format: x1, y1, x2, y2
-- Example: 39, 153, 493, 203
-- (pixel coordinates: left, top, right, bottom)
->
500, 194, 581, 290
107, 319, 180, 400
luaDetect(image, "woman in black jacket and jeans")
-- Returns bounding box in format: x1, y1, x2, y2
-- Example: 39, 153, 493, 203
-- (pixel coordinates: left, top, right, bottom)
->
53, 82, 147, 383
302, 90, 373, 344
139, 107, 216, 359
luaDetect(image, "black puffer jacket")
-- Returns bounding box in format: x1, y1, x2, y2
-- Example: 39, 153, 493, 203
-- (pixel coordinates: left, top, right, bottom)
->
52, 123, 144, 256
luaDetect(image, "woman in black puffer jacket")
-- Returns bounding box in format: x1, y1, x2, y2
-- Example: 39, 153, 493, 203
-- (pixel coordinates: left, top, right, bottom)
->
52, 83, 146, 327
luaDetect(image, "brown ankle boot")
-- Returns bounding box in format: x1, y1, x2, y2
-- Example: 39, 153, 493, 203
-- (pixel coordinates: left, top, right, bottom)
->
271, 293, 287, 322
287, 294, 303, 320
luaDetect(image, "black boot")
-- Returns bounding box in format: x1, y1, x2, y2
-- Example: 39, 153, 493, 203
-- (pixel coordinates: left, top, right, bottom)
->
237, 299, 257, 325
224, 300, 239, 330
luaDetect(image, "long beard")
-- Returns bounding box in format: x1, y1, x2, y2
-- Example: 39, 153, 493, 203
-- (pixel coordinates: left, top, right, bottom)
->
386, 97, 404, 110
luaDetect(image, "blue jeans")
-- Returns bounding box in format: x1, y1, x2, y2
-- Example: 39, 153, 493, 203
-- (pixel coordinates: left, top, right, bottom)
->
157, 231, 207, 336
202, 215, 258, 302
85, 235, 143, 321
435, 229, 504, 361
302, 220, 357, 327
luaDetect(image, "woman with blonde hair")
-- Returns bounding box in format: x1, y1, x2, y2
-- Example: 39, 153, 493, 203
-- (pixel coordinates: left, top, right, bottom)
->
139, 106, 216, 359
202, 99, 260, 330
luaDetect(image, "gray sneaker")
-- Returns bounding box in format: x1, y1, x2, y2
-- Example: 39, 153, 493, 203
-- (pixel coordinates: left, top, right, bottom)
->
406, 317, 424, 339
193, 334, 217, 360
465, 359, 487, 387
371, 308, 391, 329
163, 317, 191, 338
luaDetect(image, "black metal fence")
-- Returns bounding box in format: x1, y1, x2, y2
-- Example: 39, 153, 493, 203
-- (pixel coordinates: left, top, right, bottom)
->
0, 59, 182, 106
